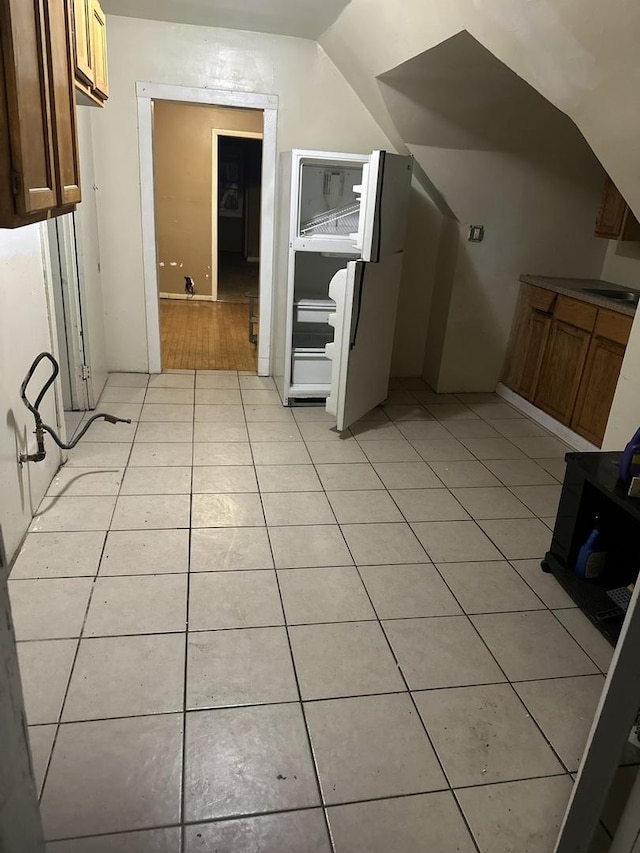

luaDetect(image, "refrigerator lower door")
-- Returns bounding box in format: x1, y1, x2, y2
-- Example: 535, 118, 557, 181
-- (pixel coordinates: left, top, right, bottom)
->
325, 253, 404, 430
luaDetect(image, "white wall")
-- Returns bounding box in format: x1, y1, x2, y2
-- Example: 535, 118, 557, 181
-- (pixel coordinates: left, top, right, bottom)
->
319, 0, 640, 441
410, 144, 607, 391
602, 240, 640, 448
75, 107, 109, 402
601, 240, 640, 290
91, 16, 396, 372
0, 227, 61, 564
390, 178, 442, 377
321, 0, 640, 214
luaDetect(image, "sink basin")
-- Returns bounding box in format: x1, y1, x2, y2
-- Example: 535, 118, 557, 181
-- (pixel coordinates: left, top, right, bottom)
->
582, 287, 640, 304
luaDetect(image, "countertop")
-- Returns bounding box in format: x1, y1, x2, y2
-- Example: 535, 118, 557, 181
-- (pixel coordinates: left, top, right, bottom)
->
519, 275, 639, 317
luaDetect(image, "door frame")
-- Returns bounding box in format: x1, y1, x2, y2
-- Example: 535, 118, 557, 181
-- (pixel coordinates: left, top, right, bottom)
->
212, 129, 263, 302
136, 82, 278, 376
46, 215, 92, 410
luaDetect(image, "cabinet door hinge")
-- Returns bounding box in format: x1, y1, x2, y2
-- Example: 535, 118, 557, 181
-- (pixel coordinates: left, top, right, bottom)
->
81, 365, 91, 381
10, 169, 21, 197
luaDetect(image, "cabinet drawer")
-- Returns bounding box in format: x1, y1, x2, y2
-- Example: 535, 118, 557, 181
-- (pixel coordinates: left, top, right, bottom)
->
526, 285, 556, 313
594, 309, 633, 346
292, 348, 332, 386
295, 299, 335, 324
553, 296, 597, 332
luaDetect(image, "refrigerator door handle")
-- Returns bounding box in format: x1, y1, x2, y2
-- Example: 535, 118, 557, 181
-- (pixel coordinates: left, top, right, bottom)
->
349, 262, 366, 349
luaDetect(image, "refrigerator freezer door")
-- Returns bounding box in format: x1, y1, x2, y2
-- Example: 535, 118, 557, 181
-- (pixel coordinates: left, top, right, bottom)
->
358, 151, 413, 262
325, 253, 404, 430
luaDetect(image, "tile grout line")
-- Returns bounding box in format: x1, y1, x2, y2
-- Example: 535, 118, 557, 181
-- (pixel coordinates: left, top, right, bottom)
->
425, 561, 578, 776
300, 392, 578, 810
21, 374, 590, 845
248, 390, 339, 853
36, 375, 149, 813
293, 426, 455, 796
15, 603, 597, 644
179, 374, 197, 853
29, 666, 623, 730
44, 768, 577, 847
347, 557, 483, 853
297, 418, 434, 566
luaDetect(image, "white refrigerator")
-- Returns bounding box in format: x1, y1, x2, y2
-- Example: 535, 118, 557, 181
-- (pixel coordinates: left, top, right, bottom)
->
274, 148, 413, 430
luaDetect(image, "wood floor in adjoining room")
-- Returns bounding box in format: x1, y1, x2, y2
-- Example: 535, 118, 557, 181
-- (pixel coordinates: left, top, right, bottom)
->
160, 298, 257, 371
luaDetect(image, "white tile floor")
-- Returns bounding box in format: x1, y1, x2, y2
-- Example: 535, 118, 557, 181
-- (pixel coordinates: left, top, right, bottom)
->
9, 371, 629, 852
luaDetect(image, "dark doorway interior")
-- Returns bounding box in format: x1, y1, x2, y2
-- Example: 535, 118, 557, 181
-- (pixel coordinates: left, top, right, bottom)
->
217, 136, 262, 304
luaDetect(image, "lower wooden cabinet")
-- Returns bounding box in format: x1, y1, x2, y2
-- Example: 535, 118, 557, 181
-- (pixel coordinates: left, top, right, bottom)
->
503, 285, 555, 399
534, 320, 591, 425
503, 284, 633, 447
570, 309, 633, 445
571, 335, 627, 445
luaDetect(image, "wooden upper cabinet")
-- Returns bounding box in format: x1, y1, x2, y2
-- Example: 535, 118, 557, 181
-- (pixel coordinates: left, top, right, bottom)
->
91, 1, 108, 100
72, 0, 93, 85
595, 176, 640, 241
0, 0, 57, 219
0, 0, 80, 227
45, 0, 82, 205
72, 0, 108, 105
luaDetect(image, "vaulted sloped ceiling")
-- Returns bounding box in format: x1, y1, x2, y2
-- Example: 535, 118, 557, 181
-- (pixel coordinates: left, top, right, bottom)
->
378, 31, 595, 158
100, 0, 351, 39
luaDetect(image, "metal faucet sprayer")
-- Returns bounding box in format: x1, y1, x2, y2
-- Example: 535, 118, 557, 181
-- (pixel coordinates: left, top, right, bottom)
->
19, 352, 131, 463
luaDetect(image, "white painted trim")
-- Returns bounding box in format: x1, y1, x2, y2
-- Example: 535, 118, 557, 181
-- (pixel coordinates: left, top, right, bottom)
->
71, 211, 99, 408
160, 292, 215, 302
136, 82, 277, 111
496, 383, 599, 452
48, 215, 90, 411
136, 82, 277, 376
39, 222, 67, 454
212, 128, 263, 302
137, 95, 162, 373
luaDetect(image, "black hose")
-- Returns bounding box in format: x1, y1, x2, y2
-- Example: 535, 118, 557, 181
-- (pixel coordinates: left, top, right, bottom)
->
19, 352, 131, 463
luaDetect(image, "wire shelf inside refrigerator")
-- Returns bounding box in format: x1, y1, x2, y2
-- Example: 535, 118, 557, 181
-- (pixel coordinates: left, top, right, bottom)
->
300, 202, 359, 237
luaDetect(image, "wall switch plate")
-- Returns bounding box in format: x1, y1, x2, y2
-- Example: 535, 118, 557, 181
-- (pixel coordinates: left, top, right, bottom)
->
468, 225, 484, 242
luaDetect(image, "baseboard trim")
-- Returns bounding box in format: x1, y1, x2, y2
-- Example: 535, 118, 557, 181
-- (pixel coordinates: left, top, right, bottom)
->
496, 383, 598, 452
159, 292, 214, 302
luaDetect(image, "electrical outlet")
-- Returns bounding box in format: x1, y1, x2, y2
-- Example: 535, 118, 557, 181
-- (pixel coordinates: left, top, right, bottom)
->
468, 225, 484, 242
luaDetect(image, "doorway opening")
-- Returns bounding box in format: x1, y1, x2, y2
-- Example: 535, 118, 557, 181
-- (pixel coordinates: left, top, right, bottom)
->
152, 101, 263, 371
216, 133, 262, 303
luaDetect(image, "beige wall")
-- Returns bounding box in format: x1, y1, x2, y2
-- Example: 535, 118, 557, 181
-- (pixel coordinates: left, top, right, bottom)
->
411, 143, 607, 391
153, 101, 262, 298
319, 0, 640, 440
91, 15, 392, 371
602, 239, 640, 290
602, 239, 640, 447
0, 226, 61, 563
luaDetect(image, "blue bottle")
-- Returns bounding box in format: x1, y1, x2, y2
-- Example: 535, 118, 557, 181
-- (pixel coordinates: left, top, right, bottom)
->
619, 427, 640, 486
575, 516, 606, 580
